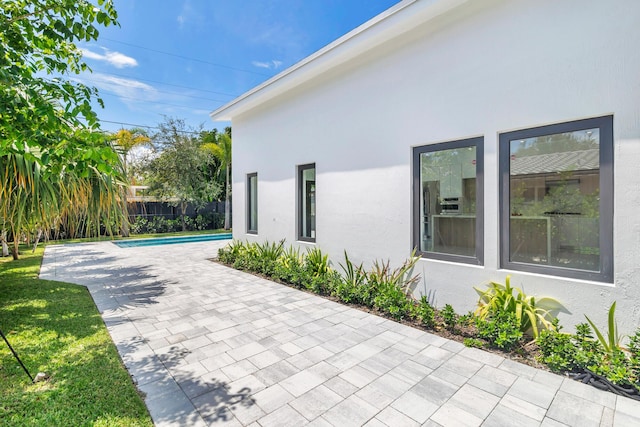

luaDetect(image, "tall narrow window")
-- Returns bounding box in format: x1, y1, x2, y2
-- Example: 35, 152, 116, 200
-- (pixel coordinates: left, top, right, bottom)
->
298, 163, 316, 242
499, 116, 613, 282
246, 173, 258, 234
413, 137, 484, 264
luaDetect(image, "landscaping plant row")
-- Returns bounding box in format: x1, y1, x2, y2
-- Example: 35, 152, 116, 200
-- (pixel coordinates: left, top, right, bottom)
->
216, 240, 640, 399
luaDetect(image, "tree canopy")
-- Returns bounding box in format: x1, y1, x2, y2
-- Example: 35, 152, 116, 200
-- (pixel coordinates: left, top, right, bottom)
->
1, 1, 126, 258
143, 118, 222, 231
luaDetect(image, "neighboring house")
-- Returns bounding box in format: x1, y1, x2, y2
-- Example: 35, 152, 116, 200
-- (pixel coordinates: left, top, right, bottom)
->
210, 0, 640, 332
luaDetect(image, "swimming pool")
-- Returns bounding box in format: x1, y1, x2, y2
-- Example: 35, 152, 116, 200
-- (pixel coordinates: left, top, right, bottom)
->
113, 233, 232, 248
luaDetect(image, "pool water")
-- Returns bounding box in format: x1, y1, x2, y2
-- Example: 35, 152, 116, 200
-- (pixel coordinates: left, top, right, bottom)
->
113, 233, 232, 248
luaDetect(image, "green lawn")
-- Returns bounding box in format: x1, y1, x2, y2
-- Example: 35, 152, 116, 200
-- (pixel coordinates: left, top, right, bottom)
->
0, 248, 153, 427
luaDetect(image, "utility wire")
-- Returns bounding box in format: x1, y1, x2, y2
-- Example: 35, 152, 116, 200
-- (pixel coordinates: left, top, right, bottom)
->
99, 91, 218, 111
90, 70, 239, 97
83, 81, 230, 104
100, 37, 271, 77
98, 119, 215, 135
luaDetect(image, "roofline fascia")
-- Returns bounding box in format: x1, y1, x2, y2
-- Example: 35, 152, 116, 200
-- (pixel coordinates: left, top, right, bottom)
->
210, 0, 468, 122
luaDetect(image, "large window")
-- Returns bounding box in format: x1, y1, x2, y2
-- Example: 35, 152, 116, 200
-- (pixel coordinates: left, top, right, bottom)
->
298, 163, 316, 242
499, 116, 613, 282
246, 173, 258, 234
413, 138, 483, 264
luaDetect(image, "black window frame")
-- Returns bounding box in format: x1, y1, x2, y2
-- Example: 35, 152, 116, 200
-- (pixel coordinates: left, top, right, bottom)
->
499, 115, 614, 282
297, 163, 316, 243
246, 172, 258, 234
412, 137, 484, 265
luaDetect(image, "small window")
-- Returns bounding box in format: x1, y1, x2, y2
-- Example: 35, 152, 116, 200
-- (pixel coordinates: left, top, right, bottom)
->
298, 163, 316, 242
246, 173, 258, 234
499, 116, 613, 282
412, 137, 484, 264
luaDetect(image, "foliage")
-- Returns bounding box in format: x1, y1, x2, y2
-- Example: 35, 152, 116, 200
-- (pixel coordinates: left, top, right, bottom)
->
1, 131, 128, 258
201, 128, 232, 230
0, 247, 152, 426
1, 1, 129, 258
476, 309, 523, 351
334, 251, 368, 304
130, 214, 224, 235
254, 240, 285, 276
474, 276, 559, 338
441, 304, 457, 331
373, 282, 412, 320
585, 301, 623, 355
411, 296, 435, 328
463, 338, 485, 349
143, 118, 222, 231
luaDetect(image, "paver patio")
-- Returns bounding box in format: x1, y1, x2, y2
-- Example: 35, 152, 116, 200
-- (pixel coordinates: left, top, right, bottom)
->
40, 240, 640, 426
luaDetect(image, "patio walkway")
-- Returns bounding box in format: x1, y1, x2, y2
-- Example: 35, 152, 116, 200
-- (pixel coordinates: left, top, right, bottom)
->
40, 240, 640, 427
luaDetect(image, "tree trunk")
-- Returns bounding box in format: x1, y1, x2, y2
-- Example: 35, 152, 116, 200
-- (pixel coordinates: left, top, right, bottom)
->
1, 230, 9, 257
120, 162, 130, 237
180, 201, 187, 231
32, 229, 42, 253
11, 232, 19, 260
224, 166, 231, 230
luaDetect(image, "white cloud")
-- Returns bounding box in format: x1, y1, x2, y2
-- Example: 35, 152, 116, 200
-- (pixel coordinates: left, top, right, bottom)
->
77, 73, 157, 106
252, 59, 283, 70
177, 15, 185, 28
81, 48, 138, 68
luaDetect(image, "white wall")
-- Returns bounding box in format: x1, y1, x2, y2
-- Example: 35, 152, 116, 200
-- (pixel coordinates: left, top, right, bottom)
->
230, 0, 640, 334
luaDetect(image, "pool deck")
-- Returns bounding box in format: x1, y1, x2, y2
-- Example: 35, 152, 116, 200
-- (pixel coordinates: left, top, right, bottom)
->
40, 240, 640, 426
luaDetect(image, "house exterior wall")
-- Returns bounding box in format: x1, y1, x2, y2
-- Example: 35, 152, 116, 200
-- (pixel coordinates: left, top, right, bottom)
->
229, 0, 640, 333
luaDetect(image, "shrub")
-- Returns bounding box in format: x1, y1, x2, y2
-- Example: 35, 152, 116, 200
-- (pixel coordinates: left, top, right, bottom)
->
411, 296, 435, 328
274, 246, 305, 285
373, 282, 412, 320
441, 304, 457, 331
474, 276, 560, 338
254, 240, 285, 276
334, 251, 367, 304
476, 309, 523, 351
463, 338, 484, 348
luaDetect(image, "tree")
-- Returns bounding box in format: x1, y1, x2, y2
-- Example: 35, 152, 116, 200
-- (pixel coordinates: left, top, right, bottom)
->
0, 1, 125, 258
201, 127, 232, 230
112, 128, 151, 236
144, 118, 221, 231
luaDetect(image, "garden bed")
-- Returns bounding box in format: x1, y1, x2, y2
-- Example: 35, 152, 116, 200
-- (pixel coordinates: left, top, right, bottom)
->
215, 239, 640, 401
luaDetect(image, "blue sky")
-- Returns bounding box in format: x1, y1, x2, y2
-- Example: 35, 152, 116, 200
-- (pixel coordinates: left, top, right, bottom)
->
77, 0, 400, 134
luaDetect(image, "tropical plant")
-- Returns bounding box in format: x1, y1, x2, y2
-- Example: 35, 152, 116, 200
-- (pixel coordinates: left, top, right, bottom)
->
474, 276, 560, 338
254, 240, 285, 275
201, 128, 232, 230
585, 301, 623, 355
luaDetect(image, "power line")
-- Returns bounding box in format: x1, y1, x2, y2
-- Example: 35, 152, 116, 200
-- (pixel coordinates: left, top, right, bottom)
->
99, 91, 218, 111
100, 37, 271, 77
81, 79, 231, 103
98, 119, 214, 135
93, 70, 239, 97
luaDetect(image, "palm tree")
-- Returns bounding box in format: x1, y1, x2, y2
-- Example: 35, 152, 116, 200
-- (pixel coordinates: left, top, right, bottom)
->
112, 128, 151, 236
201, 131, 232, 230
0, 132, 127, 260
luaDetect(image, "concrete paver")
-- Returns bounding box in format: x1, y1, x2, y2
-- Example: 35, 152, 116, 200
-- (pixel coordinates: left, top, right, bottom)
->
40, 240, 640, 426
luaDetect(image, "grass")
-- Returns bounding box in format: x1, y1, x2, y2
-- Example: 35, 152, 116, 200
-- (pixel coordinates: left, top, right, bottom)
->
0, 247, 153, 427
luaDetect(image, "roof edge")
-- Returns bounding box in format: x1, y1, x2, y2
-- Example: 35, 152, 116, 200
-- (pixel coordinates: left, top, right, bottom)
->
210, 0, 468, 122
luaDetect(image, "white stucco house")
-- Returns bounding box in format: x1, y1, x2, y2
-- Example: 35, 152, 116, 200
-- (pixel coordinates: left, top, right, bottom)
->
211, 0, 640, 333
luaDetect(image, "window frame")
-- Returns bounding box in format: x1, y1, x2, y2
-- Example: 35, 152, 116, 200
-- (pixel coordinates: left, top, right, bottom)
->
297, 163, 316, 243
499, 115, 614, 282
412, 137, 484, 265
246, 172, 258, 234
